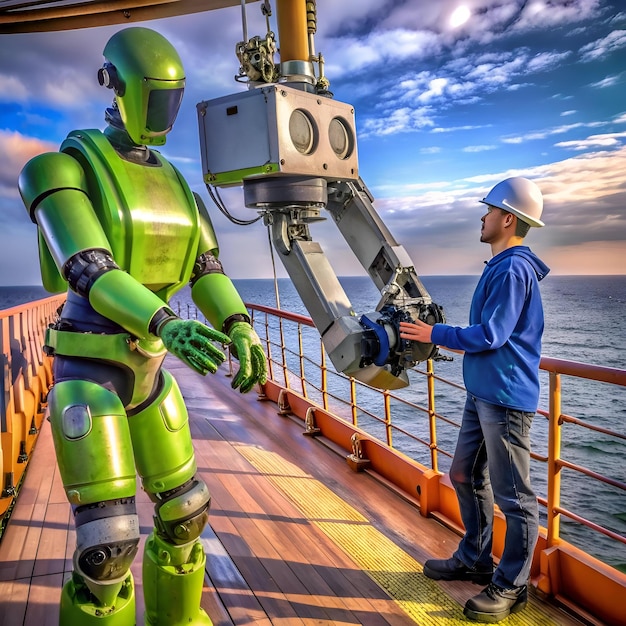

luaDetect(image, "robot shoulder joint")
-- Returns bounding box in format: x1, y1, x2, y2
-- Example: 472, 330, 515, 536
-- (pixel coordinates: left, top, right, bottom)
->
19, 152, 89, 222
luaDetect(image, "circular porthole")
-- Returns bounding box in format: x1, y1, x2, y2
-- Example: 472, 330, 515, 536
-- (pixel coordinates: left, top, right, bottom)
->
289, 109, 317, 154
328, 117, 354, 160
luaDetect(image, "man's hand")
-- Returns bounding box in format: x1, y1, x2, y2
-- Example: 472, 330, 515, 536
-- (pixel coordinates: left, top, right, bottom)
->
159, 318, 230, 375
228, 321, 268, 393
399, 319, 434, 344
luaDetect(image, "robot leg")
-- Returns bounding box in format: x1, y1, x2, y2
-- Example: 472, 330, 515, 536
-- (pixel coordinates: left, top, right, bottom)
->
48, 379, 139, 625
129, 369, 211, 626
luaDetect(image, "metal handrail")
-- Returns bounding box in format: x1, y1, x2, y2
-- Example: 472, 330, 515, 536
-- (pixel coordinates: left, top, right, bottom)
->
0, 294, 64, 515
241, 302, 626, 567
2, 295, 624, 578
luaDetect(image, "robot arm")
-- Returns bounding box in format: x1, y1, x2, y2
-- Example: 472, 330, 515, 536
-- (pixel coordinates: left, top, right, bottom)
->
19, 152, 178, 338
322, 177, 445, 387
248, 176, 444, 390
197, 86, 444, 390
189, 192, 252, 333
189, 193, 267, 391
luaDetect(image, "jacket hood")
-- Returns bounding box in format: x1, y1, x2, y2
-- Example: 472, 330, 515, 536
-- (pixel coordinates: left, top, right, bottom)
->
488, 246, 550, 281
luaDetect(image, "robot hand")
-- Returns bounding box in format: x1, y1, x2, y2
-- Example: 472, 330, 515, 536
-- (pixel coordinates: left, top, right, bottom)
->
227, 321, 268, 393
159, 318, 230, 375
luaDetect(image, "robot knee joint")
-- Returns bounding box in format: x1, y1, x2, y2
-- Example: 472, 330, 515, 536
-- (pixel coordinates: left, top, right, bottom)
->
74, 498, 140, 583
152, 477, 211, 545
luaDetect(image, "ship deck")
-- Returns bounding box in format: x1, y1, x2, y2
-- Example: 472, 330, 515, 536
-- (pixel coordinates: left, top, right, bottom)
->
0, 356, 587, 626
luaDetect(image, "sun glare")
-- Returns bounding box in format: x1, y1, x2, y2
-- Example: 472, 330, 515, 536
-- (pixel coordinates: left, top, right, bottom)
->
450, 5, 471, 28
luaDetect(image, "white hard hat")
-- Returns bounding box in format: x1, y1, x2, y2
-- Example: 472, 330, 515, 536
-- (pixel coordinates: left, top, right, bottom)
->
480, 177, 544, 227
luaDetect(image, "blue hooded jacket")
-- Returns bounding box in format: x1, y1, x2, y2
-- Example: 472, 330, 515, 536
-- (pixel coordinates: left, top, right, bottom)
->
431, 246, 550, 412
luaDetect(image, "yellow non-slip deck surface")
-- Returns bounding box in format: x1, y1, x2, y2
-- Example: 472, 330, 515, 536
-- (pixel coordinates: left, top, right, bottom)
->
1, 361, 585, 625
236, 444, 561, 626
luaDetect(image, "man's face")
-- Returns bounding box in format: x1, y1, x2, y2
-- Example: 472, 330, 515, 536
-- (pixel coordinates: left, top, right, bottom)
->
480, 205, 509, 244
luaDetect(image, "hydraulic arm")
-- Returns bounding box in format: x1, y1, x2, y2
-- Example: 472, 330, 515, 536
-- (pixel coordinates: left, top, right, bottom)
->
196, 0, 445, 390
242, 174, 445, 390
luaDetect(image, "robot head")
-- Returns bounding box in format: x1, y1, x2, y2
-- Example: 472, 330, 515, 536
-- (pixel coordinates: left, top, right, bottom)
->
98, 27, 185, 146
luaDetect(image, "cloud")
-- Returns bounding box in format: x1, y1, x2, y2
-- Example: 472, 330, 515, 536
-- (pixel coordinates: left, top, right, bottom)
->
420, 146, 442, 154
463, 144, 498, 152
502, 121, 605, 144
323, 28, 441, 79
512, 0, 604, 31
0, 74, 29, 103
359, 106, 436, 137
0, 130, 57, 198
365, 141, 626, 275
591, 73, 623, 88
580, 29, 626, 61
554, 131, 626, 150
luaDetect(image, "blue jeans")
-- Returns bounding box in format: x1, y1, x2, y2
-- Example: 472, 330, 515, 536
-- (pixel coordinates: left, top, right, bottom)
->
450, 394, 539, 589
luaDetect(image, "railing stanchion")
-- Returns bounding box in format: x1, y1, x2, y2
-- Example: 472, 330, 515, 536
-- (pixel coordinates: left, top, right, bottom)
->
350, 377, 358, 427
262, 311, 274, 382
279, 317, 289, 389
384, 389, 392, 447
546, 370, 563, 546
320, 342, 328, 411
427, 359, 439, 473
297, 323, 306, 398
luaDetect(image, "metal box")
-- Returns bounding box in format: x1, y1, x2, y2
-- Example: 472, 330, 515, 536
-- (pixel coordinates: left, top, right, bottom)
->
197, 84, 359, 187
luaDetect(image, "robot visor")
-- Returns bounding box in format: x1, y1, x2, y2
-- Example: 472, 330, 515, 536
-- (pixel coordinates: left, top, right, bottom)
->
145, 85, 184, 135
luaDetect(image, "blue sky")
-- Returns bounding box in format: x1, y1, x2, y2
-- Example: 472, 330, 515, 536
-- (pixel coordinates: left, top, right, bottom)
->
1, 0, 625, 287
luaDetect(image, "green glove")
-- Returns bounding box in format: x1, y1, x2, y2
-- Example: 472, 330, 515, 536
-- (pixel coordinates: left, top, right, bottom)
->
159, 318, 230, 375
228, 321, 268, 393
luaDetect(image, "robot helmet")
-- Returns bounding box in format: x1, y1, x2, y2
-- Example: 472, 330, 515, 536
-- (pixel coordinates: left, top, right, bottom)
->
479, 177, 544, 227
99, 27, 185, 146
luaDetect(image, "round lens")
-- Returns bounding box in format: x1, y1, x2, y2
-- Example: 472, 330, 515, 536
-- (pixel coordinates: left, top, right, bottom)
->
329, 117, 354, 160
289, 109, 316, 154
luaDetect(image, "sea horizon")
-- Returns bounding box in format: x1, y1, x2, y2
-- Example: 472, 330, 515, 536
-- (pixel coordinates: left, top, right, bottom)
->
1, 276, 624, 570
2, 271, 625, 289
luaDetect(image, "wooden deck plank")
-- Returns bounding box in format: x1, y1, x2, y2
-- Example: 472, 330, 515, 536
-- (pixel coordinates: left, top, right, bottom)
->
190, 403, 404, 624
192, 421, 370, 623
32, 502, 71, 578
23, 572, 65, 626
205, 514, 283, 625
181, 367, 424, 626
0, 578, 29, 626
15, 501, 47, 580
0, 356, 587, 626
0, 416, 56, 583
218, 470, 409, 625
0, 503, 36, 582
220, 516, 334, 623
192, 436, 290, 623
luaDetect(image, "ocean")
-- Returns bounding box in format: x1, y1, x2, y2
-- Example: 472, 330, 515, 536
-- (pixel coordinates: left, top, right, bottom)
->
1, 275, 625, 570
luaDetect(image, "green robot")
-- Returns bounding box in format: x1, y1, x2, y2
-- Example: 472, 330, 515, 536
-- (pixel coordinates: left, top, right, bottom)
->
18, 27, 267, 625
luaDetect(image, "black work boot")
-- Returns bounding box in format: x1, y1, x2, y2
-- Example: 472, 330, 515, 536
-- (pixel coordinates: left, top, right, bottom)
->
464, 582, 528, 622
423, 556, 493, 585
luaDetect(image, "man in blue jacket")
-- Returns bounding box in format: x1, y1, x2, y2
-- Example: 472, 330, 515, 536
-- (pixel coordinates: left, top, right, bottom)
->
400, 176, 549, 623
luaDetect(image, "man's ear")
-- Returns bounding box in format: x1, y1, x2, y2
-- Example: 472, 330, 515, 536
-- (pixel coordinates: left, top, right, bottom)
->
504, 212, 515, 228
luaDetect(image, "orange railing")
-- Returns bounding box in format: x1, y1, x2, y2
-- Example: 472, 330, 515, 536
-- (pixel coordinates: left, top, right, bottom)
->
2, 295, 625, 625
235, 301, 625, 626
0, 294, 64, 521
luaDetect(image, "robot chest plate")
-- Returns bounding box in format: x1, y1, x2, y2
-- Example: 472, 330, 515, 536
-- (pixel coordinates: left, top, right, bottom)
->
64, 130, 200, 294
108, 164, 196, 287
